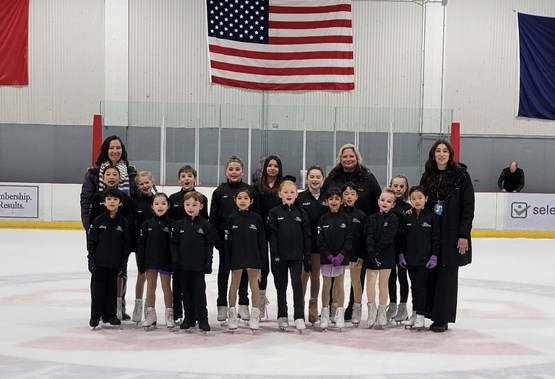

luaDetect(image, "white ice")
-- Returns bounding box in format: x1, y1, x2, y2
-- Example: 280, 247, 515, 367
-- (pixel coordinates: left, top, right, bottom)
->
0, 229, 554, 378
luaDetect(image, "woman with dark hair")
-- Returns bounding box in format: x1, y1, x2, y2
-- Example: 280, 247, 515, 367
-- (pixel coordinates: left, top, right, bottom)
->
80, 135, 137, 321
81, 135, 137, 229
253, 155, 283, 319
419, 139, 475, 333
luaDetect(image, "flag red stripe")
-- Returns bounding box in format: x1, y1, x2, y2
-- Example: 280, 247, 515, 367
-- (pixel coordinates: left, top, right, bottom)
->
270, 4, 351, 14
209, 44, 353, 60
269, 35, 353, 45
212, 75, 354, 91
211, 61, 354, 76
269, 19, 352, 29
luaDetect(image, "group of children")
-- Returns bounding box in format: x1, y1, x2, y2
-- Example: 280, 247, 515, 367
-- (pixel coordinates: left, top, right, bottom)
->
86, 156, 441, 334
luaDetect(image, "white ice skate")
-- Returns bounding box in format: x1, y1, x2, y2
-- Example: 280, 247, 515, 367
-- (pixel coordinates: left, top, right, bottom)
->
142, 307, 157, 330
366, 303, 377, 329
250, 308, 260, 333
238, 304, 250, 322
217, 305, 227, 325
330, 303, 338, 323
374, 304, 387, 330
228, 306, 239, 332
404, 311, 417, 329
386, 303, 397, 321
351, 303, 362, 327
413, 314, 425, 331
165, 308, 175, 329
259, 290, 270, 320
394, 303, 408, 324
320, 307, 330, 331
294, 318, 306, 333
335, 307, 345, 331
132, 299, 143, 324
277, 317, 289, 331
116, 297, 123, 320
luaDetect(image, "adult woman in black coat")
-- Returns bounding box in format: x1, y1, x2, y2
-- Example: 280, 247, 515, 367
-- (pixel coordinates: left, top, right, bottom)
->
322, 144, 381, 216
322, 143, 382, 320
419, 139, 475, 333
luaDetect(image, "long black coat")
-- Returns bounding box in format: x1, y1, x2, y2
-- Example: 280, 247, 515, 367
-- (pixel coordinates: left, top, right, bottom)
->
420, 163, 475, 267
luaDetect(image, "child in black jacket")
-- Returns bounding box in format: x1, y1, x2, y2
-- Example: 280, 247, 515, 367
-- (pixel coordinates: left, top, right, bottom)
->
171, 191, 216, 332
168, 165, 208, 325
398, 186, 441, 330
130, 171, 157, 323
137, 192, 174, 329
364, 188, 399, 330
88, 165, 134, 321
341, 182, 367, 327
268, 180, 312, 332
87, 188, 130, 328
297, 165, 328, 324
225, 188, 266, 331
316, 187, 352, 330
209, 155, 259, 323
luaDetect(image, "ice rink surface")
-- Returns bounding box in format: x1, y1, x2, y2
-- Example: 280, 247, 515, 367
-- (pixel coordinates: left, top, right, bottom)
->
1, 229, 554, 378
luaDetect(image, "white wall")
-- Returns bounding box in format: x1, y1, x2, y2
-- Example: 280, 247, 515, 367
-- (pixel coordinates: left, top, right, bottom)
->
4, 182, 554, 232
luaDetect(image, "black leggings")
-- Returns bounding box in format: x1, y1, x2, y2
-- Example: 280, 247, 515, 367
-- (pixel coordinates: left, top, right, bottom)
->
388, 264, 409, 303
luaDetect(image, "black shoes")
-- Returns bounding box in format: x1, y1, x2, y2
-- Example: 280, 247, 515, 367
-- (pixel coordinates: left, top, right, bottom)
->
180, 318, 193, 330
103, 317, 121, 326
430, 322, 448, 333
199, 320, 211, 332
121, 311, 131, 321
89, 318, 100, 327
344, 307, 353, 322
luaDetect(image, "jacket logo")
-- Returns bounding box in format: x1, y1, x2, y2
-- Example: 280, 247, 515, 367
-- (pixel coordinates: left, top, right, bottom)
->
294, 217, 302, 222
302, 202, 311, 206
148, 227, 153, 231
352, 218, 361, 223
322, 225, 330, 229
223, 195, 229, 199
162, 227, 171, 232
383, 222, 388, 227
248, 224, 257, 230
115, 226, 123, 232
99, 225, 107, 229
197, 228, 205, 234
421, 222, 431, 228
180, 229, 185, 233
339, 223, 346, 229
277, 217, 284, 220
232, 225, 239, 229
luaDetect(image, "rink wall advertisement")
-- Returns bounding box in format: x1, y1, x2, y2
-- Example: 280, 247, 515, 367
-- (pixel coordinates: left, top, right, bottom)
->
504, 193, 555, 230
0, 185, 39, 218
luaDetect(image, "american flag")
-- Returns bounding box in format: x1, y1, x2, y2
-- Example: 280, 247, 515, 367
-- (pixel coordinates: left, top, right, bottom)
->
206, 0, 354, 91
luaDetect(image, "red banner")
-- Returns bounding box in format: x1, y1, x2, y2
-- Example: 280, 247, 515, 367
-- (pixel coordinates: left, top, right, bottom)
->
0, 0, 29, 85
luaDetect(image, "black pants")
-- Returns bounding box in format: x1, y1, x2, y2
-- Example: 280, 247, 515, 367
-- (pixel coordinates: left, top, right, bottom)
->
179, 270, 208, 322
259, 251, 270, 291
388, 264, 409, 303
173, 271, 192, 319
425, 265, 459, 323
274, 259, 304, 320
217, 248, 249, 306
407, 265, 429, 315
90, 266, 118, 320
